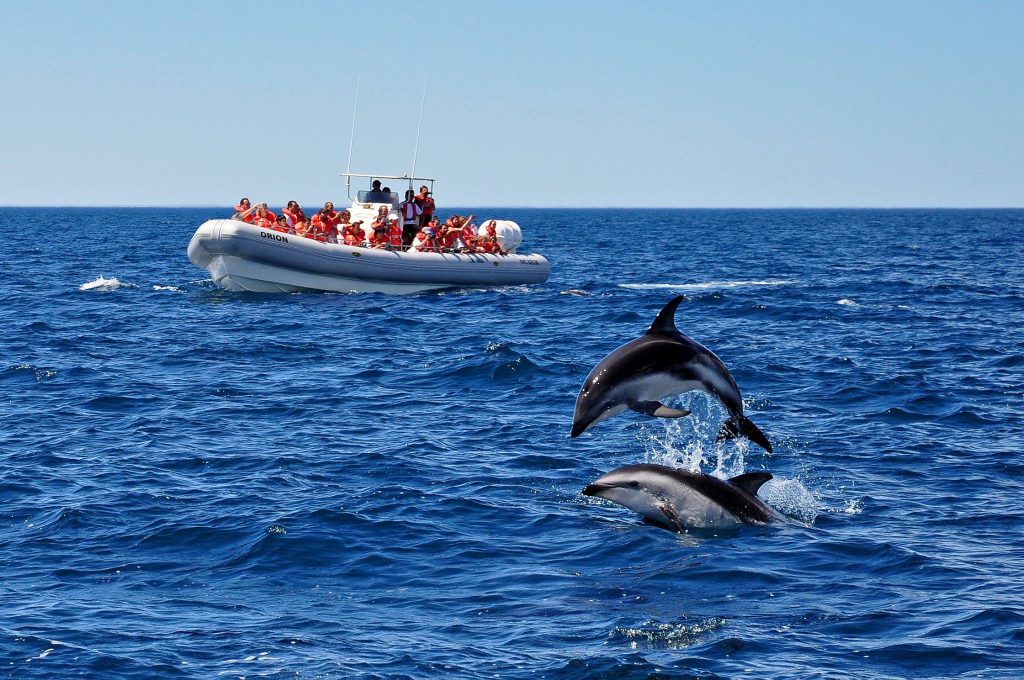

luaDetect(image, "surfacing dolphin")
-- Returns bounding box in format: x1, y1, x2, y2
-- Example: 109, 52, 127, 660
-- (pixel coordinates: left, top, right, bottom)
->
583, 463, 778, 531
570, 296, 772, 453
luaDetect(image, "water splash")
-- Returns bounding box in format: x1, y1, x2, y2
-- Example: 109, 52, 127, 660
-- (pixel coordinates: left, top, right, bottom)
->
610, 617, 728, 649
79, 276, 135, 292
760, 478, 818, 524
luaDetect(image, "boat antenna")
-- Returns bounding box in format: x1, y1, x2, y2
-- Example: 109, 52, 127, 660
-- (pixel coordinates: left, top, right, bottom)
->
409, 79, 427, 190
345, 77, 360, 200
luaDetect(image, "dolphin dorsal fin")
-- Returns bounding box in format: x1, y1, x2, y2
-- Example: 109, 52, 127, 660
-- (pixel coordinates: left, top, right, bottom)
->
645, 296, 685, 335
729, 472, 773, 496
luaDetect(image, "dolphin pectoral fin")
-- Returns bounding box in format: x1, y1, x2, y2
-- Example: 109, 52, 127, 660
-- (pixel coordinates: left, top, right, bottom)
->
631, 401, 692, 419
658, 503, 685, 532
716, 416, 773, 454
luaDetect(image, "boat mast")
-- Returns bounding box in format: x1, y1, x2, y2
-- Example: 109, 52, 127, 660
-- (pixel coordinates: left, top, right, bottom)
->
345, 78, 360, 201
409, 80, 427, 192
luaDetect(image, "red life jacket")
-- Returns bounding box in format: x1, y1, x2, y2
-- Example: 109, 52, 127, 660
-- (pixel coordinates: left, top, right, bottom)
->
252, 211, 276, 228
439, 229, 458, 249
343, 225, 365, 246
282, 207, 305, 227
415, 195, 435, 216
388, 222, 403, 247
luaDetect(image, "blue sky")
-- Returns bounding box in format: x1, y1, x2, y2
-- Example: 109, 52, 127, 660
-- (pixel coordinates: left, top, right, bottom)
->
3, 1, 1022, 207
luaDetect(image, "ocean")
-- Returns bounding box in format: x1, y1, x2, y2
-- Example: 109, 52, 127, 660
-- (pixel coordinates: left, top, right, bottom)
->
1, 207, 1023, 678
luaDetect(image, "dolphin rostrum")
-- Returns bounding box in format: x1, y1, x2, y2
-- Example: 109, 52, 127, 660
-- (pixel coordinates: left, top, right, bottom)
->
583, 463, 778, 531
570, 295, 772, 453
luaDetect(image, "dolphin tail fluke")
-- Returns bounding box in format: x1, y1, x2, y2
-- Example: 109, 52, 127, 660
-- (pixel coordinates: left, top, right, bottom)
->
717, 416, 773, 453
631, 401, 691, 419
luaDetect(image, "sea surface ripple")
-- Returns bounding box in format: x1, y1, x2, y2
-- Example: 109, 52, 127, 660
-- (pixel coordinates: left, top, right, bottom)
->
1, 207, 1023, 678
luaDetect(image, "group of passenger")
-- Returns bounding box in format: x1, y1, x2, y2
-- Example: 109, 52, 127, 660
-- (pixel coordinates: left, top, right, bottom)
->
230, 184, 507, 255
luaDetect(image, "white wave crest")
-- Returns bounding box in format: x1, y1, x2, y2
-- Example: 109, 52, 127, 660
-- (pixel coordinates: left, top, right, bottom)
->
79, 276, 134, 292
836, 298, 858, 306
152, 285, 183, 292
619, 279, 796, 292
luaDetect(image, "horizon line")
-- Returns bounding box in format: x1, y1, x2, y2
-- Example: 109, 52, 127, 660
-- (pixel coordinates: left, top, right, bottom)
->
2, 204, 1023, 210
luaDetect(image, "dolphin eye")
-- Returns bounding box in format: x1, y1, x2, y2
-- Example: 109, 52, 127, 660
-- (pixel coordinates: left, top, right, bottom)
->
629, 481, 640, 487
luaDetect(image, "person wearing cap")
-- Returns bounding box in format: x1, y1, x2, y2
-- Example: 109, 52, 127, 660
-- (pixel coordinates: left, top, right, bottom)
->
415, 185, 435, 227
410, 225, 441, 253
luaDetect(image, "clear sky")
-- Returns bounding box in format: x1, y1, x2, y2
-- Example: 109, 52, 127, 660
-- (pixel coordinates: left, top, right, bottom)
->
3, 1, 1022, 207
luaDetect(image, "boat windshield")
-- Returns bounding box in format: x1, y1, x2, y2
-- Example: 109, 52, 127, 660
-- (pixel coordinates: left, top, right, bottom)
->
358, 190, 399, 207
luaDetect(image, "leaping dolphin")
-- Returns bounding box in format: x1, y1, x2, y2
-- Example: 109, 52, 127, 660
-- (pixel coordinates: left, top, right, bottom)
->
570, 295, 772, 452
583, 463, 778, 531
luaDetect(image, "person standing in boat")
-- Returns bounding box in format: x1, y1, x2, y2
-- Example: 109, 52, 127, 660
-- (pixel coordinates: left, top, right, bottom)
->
415, 185, 435, 228
400, 189, 422, 247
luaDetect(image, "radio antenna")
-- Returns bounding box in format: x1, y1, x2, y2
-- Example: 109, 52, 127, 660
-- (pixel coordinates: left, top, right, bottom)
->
409, 80, 427, 188
345, 77, 360, 199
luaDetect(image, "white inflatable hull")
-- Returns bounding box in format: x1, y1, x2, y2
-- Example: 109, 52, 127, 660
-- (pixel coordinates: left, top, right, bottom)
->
187, 220, 551, 294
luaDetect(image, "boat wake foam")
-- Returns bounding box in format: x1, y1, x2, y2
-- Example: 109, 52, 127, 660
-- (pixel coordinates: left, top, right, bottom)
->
619, 279, 797, 292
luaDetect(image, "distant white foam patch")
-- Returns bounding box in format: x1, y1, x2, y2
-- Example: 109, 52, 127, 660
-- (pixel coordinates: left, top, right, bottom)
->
759, 478, 818, 525
79, 276, 135, 292
560, 289, 589, 296
619, 279, 796, 292
152, 285, 183, 292
836, 299, 858, 306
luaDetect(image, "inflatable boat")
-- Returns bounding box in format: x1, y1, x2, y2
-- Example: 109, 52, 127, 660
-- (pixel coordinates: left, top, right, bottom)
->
188, 173, 550, 294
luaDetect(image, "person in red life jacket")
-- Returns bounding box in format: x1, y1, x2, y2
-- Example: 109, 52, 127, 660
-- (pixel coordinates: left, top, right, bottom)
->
272, 214, 291, 234
250, 203, 277, 229
281, 200, 306, 228
399, 189, 423, 247
322, 202, 342, 230
232, 197, 257, 222
411, 226, 443, 253
368, 224, 391, 249
415, 185, 435, 227
294, 218, 315, 239
308, 210, 331, 242
434, 216, 459, 251
459, 216, 479, 252
342, 220, 366, 247
477, 221, 507, 255
388, 217, 403, 248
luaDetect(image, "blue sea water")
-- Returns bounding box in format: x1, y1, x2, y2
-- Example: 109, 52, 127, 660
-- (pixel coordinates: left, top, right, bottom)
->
1, 207, 1023, 679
